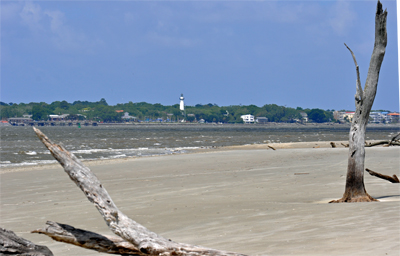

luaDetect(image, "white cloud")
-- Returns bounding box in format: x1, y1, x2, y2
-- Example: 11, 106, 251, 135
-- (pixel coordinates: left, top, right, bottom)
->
44, 10, 65, 33
19, 1, 44, 32
18, 2, 102, 53
327, 1, 356, 36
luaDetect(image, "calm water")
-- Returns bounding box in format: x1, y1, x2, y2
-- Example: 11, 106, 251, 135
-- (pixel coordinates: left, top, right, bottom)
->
1, 124, 398, 168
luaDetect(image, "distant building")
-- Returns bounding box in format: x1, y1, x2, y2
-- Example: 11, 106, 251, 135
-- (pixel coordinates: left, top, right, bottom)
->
8, 117, 32, 125
256, 117, 268, 124
300, 112, 308, 122
121, 112, 136, 121
343, 112, 355, 122
49, 114, 69, 121
387, 113, 400, 123
241, 114, 255, 123
369, 112, 384, 123
115, 110, 124, 113
179, 94, 185, 111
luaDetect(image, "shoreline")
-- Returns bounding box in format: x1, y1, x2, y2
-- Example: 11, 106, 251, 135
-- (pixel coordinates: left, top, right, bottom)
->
2, 121, 399, 129
0, 139, 390, 174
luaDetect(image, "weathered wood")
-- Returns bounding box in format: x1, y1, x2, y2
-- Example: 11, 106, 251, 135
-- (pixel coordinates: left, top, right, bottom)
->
386, 132, 400, 146
0, 227, 54, 256
331, 1, 387, 203
32, 221, 143, 255
33, 127, 248, 256
365, 168, 400, 183
268, 145, 276, 150
365, 141, 400, 147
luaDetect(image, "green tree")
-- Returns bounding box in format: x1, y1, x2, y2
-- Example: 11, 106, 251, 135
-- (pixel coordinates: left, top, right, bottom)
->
32, 105, 49, 121
308, 109, 328, 123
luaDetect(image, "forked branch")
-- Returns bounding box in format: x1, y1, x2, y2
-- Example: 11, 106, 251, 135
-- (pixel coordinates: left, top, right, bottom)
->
344, 43, 363, 103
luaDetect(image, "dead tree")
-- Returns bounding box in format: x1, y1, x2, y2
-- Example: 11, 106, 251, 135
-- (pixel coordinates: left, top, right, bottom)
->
331, 1, 387, 203
32, 127, 247, 256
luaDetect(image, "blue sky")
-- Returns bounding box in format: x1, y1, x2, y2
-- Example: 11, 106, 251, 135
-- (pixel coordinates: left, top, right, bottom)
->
1, 0, 398, 111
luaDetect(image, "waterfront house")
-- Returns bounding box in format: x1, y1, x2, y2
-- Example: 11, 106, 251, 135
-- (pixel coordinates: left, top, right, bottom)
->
241, 114, 255, 123
121, 112, 136, 122
387, 113, 399, 123
49, 114, 69, 121
300, 112, 308, 122
256, 117, 268, 124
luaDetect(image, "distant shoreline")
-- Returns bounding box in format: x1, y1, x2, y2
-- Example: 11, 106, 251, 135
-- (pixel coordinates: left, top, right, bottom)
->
3, 121, 398, 130
0, 138, 395, 174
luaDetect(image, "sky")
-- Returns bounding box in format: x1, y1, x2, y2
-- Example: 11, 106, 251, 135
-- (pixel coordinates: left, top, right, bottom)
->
1, 0, 399, 111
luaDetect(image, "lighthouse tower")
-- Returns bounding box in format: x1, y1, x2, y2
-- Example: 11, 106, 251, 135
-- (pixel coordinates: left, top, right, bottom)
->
179, 94, 185, 111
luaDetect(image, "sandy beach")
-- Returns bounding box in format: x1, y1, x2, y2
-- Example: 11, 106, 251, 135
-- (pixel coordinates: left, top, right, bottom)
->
1, 142, 399, 255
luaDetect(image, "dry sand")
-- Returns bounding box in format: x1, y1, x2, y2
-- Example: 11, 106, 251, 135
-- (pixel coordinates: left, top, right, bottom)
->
1, 142, 399, 255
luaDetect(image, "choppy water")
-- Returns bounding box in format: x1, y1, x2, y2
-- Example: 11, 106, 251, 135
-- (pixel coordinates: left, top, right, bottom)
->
1, 124, 398, 168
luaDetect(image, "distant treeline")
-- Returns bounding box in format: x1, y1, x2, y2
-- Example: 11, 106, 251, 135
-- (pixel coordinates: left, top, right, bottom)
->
0, 99, 336, 123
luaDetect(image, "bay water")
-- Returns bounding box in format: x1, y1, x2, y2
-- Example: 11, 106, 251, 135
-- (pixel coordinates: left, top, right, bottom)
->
1, 124, 397, 168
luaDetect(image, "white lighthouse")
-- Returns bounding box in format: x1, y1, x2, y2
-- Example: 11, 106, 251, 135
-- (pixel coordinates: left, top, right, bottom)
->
179, 94, 185, 111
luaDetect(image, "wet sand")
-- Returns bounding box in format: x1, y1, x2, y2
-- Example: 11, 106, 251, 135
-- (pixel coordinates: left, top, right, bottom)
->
1, 143, 399, 255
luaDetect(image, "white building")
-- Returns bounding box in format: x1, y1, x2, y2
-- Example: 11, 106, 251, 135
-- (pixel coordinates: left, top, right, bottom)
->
300, 112, 308, 122
241, 114, 255, 123
49, 114, 69, 121
121, 112, 136, 122
179, 94, 185, 111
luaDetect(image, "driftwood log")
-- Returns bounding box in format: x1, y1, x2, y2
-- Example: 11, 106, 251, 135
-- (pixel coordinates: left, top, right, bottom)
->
0, 227, 53, 256
32, 221, 143, 255
331, 1, 387, 203
32, 127, 247, 256
365, 133, 400, 147
365, 168, 400, 183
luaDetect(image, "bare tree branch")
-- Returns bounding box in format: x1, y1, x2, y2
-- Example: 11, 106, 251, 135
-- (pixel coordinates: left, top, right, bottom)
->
365, 168, 400, 183
344, 43, 363, 103
387, 132, 400, 146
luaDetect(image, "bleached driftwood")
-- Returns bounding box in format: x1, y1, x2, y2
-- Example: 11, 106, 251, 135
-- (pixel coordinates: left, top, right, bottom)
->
0, 227, 53, 256
365, 133, 400, 147
32, 127, 247, 256
365, 141, 400, 147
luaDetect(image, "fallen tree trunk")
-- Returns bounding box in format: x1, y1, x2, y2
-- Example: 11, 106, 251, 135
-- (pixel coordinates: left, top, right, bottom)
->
32, 127, 247, 256
0, 227, 54, 256
32, 221, 143, 255
365, 168, 400, 183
